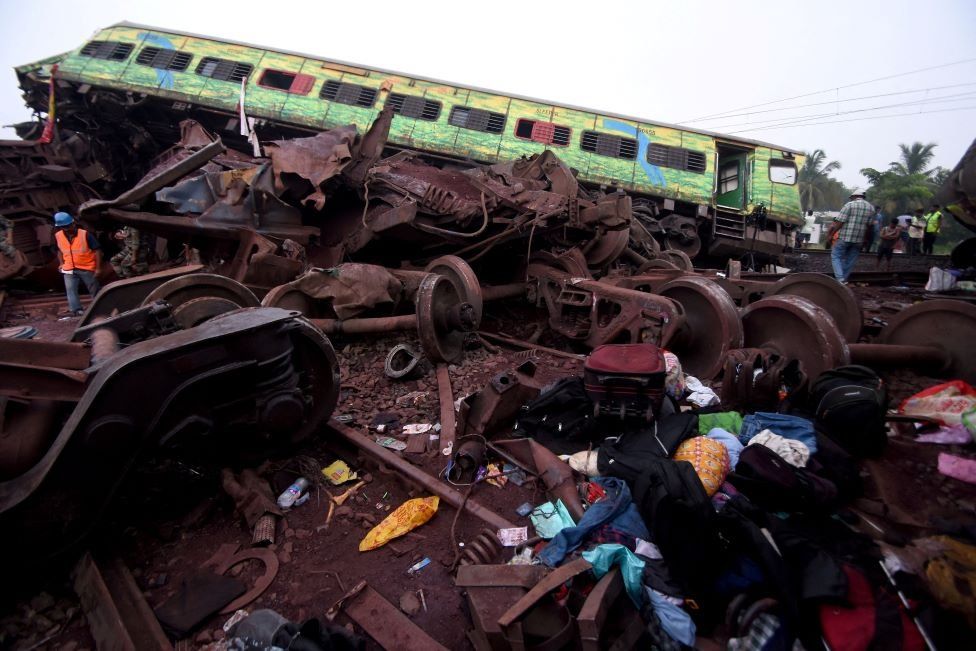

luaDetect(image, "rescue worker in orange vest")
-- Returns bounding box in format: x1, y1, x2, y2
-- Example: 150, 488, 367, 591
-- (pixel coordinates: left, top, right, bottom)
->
53, 211, 101, 315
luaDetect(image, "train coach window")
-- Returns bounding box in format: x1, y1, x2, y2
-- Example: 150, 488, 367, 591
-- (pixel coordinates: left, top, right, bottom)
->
769, 159, 797, 185
719, 162, 739, 193
320, 80, 378, 108
647, 144, 707, 173
448, 106, 506, 134
515, 119, 571, 146
580, 131, 637, 160
196, 57, 253, 83
388, 93, 441, 121
79, 41, 134, 61
258, 70, 315, 95
136, 47, 193, 72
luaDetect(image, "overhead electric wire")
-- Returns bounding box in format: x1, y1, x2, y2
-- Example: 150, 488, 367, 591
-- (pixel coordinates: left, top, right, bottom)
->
678, 57, 976, 123
725, 105, 976, 134
703, 91, 976, 131
684, 82, 976, 122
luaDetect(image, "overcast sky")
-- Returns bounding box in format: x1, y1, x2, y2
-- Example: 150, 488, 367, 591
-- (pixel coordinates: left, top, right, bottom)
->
1, 0, 973, 194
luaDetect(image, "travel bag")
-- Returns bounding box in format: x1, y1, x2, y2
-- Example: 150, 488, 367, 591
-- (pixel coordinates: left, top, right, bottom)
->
810, 365, 888, 458
583, 343, 666, 422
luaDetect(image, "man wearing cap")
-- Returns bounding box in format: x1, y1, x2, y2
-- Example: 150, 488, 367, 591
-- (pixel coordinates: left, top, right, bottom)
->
53, 211, 101, 315
826, 191, 874, 283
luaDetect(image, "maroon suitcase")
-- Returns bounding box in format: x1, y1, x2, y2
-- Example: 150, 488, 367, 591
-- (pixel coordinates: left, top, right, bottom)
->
583, 344, 666, 421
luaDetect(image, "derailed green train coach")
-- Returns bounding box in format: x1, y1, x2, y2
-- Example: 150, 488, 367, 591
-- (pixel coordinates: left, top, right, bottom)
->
15, 22, 805, 259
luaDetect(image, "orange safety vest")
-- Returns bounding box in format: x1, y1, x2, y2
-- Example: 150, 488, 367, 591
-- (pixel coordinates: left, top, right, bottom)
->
55, 228, 98, 271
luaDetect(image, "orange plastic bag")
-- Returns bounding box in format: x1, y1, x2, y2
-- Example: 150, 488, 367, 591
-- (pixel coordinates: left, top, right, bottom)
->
899, 381, 976, 426
359, 496, 439, 552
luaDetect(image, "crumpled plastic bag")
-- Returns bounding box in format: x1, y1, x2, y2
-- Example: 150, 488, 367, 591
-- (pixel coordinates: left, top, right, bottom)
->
582, 544, 646, 606
899, 381, 976, 426
925, 267, 957, 292
529, 500, 576, 539
359, 496, 439, 551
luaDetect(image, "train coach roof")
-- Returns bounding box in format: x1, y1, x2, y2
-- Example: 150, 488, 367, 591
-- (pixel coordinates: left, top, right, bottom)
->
46, 21, 806, 156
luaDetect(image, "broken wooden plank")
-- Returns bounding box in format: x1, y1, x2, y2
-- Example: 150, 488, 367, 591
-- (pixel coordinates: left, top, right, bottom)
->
340, 582, 449, 651
73, 552, 173, 651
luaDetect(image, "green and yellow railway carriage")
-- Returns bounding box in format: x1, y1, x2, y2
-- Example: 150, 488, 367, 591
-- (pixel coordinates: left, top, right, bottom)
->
17, 22, 805, 258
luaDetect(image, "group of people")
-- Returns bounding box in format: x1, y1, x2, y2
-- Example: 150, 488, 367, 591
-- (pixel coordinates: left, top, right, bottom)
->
828, 192, 943, 282
50, 211, 150, 316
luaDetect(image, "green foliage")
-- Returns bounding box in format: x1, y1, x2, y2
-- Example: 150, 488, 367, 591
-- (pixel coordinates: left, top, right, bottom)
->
860, 141, 945, 216
798, 149, 851, 211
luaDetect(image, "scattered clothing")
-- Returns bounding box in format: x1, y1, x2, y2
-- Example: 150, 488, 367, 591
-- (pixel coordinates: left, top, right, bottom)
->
707, 427, 744, 469
748, 429, 811, 468
916, 425, 974, 445
645, 587, 696, 647
698, 411, 744, 436
937, 453, 976, 485
537, 477, 649, 567
740, 412, 817, 453
684, 375, 720, 407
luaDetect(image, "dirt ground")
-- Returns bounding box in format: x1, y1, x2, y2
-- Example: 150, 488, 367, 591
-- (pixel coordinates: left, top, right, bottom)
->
2, 260, 975, 650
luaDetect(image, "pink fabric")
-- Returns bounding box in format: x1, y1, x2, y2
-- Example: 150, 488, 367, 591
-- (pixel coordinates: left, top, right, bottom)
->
937, 453, 976, 485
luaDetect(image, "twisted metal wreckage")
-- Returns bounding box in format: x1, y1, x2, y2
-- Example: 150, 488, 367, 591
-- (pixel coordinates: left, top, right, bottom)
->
2, 98, 976, 647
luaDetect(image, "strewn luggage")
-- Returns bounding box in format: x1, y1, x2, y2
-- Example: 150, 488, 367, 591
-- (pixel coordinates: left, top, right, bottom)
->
583, 344, 666, 422
810, 365, 888, 458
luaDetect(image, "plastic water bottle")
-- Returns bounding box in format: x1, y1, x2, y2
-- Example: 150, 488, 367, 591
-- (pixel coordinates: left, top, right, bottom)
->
277, 478, 310, 508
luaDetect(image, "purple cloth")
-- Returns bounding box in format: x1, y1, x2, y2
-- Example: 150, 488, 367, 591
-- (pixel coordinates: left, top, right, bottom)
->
917, 425, 973, 445
938, 453, 976, 485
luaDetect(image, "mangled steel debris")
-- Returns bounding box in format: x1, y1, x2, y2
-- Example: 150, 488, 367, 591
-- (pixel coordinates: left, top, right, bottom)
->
0, 282, 340, 564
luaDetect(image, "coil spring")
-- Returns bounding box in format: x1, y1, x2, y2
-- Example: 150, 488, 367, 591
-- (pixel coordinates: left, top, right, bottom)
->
458, 528, 503, 566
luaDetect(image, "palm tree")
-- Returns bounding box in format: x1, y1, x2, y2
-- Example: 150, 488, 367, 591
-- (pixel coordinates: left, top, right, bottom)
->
889, 142, 937, 177
798, 149, 842, 211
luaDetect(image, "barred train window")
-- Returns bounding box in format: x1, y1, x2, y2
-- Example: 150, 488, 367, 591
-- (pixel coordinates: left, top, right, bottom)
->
646, 143, 706, 173
319, 80, 378, 108
136, 47, 193, 71
515, 119, 571, 146
580, 131, 637, 160
257, 70, 315, 95
769, 159, 797, 185
387, 93, 441, 121
448, 106, 506, 133
195, 57, 253, 83
79, 41, 134, 61
719, 162, 739, 194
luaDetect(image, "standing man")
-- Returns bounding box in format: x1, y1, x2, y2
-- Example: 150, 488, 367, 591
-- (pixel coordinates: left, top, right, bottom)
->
896, 213, 912, 253
908, 208, 926, 256
827, 191, 874, 283
862, 205, 883, 253
875, 217, 902, 271
111, 225, 150, 278
0, 215, 16, 262
923, 204, 942, 255
53, 211, 101, 315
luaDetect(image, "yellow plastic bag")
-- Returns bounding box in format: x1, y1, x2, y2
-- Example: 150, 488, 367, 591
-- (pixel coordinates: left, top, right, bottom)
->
359, 496, 439, 551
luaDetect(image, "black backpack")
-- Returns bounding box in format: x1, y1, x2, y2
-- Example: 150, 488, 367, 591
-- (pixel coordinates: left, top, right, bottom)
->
514, 376, 594, 444
810, 365, 888, 458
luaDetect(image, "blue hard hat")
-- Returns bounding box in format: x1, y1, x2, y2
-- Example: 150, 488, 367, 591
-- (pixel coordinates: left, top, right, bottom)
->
54, 212, 74, 227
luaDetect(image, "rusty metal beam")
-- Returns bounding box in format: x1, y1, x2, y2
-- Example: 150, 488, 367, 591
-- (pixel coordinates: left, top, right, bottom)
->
326, 419, 515, 531
436, 364, 456, 455
0, 338, 91, 370
0, 362, 88, 401
478, 331, 585, 361
849, 343, 949, 370
310, 314, 416, 334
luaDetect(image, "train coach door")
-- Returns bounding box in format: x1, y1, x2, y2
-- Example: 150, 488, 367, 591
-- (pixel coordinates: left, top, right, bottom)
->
715, 146, 749, 210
